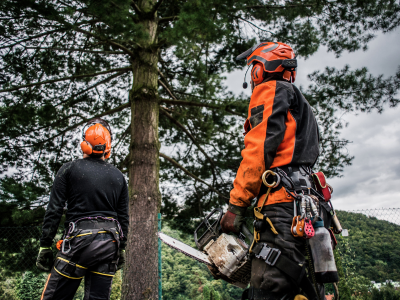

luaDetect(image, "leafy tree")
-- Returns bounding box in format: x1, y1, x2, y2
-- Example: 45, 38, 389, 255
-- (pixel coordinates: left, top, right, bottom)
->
337, 211, 400, 283
1, 1, 400, 298
161, 225, 242, 300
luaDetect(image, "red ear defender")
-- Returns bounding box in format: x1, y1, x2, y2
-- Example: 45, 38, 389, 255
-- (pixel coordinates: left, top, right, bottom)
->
251, 63, 264, 85
80, 140, 93, 155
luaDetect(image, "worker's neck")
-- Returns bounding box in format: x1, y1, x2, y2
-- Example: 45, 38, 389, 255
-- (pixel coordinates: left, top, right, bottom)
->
83, 154, 105, 161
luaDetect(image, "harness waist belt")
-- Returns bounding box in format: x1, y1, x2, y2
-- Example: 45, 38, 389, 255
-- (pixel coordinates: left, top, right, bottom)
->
273, 165, 314, 191
74, 220, 119, 231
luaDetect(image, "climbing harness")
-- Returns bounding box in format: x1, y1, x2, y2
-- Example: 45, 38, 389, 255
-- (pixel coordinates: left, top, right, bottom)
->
60, 216, 124, 254
249, 170, 279, 253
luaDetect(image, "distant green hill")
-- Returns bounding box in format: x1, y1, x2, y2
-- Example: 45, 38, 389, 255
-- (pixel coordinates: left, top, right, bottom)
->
336, 210, 400, 282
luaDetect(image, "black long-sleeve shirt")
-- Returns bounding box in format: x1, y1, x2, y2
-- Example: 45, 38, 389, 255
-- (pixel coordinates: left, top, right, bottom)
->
40, 157, 129, 248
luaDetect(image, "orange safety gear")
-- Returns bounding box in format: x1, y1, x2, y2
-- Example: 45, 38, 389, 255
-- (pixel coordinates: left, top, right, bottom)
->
251, 63, 264, 85
80, 118, 112, 159
229, 79, 319, 208
237, 41, 297, 84
56, 240, 63, 251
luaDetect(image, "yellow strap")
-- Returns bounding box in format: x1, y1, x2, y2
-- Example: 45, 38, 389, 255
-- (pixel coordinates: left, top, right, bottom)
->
53, 267, 84, 280
90, 271, 114, 277
294, 295, 308, 300
253, 187, 278, 235
249, 229, 260, 253
68, 230, 110, 239
57, 257, 87, 269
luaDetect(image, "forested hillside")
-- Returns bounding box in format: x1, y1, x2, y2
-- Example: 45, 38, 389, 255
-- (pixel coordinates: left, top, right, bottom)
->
336, 211, 400, 283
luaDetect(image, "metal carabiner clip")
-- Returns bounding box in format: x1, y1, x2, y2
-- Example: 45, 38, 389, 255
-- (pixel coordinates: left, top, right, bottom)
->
69, 222, 76, 234
61, 239, 71, 254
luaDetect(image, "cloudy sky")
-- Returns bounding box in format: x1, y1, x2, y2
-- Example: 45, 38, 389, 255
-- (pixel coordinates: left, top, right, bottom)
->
224, 28, 400, 211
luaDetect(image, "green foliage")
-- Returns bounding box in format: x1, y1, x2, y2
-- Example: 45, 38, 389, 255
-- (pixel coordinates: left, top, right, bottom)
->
0, 271, 19, 300
0, 0, 399, 223
16, 271, 47, 300
110, 270, 122, 300
370, 284, 400, 300
161, 226, 243, 300
337, 211, 400, 283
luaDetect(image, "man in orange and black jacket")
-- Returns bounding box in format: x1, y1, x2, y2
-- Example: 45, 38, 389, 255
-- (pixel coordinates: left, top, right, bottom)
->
220, 42, 324, 300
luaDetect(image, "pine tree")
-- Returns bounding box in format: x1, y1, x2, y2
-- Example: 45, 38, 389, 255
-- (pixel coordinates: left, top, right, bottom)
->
1, 0, 400, 299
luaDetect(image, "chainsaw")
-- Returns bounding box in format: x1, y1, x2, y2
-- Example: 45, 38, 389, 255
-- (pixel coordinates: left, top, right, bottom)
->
158, 208, 254, 288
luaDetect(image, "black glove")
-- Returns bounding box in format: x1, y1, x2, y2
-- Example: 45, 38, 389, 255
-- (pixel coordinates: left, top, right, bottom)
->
117, 249, 126, 270
220, 203, 247, 233
36, 247, 53, 272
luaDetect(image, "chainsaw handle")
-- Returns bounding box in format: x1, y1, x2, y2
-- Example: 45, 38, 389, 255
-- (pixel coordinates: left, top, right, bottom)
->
241, 224, 254, 245
194, 207, 223, 250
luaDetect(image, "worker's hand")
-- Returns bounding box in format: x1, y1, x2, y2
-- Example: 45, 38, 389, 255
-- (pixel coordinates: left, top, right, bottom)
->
220, 204, 247, 234
36, 247, 53, 272
117, 249, 126, 270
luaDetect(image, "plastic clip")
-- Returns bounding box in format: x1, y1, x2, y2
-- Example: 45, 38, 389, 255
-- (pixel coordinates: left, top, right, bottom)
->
255, 244, 281, 266
304, 219, 315, 239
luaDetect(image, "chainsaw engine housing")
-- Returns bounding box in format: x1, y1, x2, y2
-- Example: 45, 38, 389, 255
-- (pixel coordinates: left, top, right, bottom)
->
204, 233, 251, 288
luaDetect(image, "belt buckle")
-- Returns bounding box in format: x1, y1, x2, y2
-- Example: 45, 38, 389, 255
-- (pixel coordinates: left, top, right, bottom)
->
265, 248, 281, 266
255, 244, 281, 266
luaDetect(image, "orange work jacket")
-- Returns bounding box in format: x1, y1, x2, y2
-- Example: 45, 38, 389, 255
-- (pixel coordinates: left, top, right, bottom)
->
230, 80, 319, 208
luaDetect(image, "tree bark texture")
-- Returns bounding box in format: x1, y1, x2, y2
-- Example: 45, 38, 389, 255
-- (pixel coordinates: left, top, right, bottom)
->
122, 1, 161, 299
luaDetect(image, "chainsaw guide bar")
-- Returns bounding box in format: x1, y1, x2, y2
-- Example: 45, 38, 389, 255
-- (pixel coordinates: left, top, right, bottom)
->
157, 232, 213, 266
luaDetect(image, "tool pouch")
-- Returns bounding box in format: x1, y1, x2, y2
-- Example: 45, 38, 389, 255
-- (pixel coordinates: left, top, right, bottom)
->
312, 172, 331, 201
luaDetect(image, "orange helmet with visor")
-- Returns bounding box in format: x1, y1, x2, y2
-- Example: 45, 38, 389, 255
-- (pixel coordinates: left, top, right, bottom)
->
237, 42, 297, 85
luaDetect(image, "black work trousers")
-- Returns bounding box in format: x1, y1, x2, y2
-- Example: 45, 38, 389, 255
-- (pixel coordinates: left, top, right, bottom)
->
250, 202, 325, 300
41, 231, 118, 300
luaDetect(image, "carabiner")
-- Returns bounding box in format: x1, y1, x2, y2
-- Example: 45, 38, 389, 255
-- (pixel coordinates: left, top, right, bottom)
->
61, 239, 71, 254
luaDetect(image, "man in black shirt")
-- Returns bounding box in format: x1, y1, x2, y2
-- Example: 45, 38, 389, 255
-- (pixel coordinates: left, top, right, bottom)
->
37, 118, 129, 300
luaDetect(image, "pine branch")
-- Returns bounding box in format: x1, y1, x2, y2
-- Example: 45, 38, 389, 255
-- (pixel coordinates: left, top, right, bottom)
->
0, 67, 131, 93
242, 4, 316, 10
57, 71, 127, 107
25, 47, 125, 54
158, 79, 177, 100
0, 29, 62, 49
158, 16, 179, 23
72, 27, 136, 57
131, 1, 142, 15
233, 15, 275, 35
159, 152, 229, 200
22, 102, 130, 148
159, 98, 246, 118
152, 0, 164, 14
160, 107, 218, 187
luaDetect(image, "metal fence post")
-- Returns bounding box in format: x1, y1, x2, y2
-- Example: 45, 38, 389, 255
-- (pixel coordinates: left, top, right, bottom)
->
158, 213, 162, 299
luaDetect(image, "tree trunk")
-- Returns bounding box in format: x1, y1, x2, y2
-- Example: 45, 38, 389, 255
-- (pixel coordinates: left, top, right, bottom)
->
122, 1, 160, 299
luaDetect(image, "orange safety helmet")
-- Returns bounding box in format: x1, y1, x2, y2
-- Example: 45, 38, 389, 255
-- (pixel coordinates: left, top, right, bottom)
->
237, 42, 297, 86
80, 118, 112, 159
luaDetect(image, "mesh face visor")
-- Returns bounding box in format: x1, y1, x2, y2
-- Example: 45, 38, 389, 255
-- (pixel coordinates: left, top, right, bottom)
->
236, 42, 271, 61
